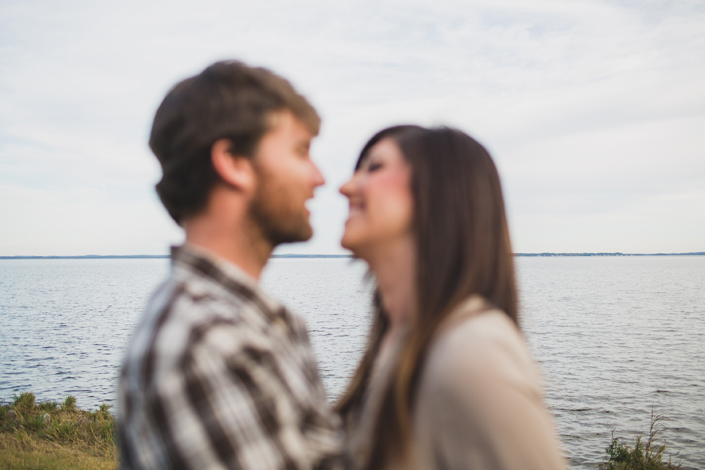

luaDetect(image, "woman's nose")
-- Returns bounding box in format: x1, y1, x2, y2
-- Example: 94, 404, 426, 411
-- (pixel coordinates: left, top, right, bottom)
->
339, 176, 356, 197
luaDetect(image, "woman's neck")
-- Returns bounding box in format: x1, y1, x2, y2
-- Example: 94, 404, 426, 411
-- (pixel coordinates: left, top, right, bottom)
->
365, 235, 416, 332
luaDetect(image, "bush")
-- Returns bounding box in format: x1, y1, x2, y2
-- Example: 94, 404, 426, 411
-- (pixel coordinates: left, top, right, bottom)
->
11, 392, 36, 413
600, 411, 682, 470
1, 392, 116, 457
60, 395, 77, 412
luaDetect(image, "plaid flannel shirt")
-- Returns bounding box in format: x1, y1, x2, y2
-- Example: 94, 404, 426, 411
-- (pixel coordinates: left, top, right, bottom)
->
118, 245, 343, 470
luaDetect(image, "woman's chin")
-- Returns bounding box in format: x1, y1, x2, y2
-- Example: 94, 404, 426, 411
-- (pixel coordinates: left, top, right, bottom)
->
340, 235, 365, 260
340, 236, 356, 253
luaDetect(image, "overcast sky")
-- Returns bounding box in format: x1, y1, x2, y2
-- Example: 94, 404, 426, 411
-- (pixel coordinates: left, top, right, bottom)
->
1, 0, 703, 255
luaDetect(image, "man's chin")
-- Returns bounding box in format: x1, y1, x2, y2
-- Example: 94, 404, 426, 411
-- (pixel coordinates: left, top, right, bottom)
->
295, 223, 314, 243
267, 222, 313, 246
287, 228, 313, 244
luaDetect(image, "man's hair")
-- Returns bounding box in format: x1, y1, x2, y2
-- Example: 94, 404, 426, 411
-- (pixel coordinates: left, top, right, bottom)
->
149, 60, 321, 224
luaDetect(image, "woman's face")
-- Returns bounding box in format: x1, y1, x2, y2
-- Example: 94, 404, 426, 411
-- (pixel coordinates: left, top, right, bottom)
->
339, 137, 414, 257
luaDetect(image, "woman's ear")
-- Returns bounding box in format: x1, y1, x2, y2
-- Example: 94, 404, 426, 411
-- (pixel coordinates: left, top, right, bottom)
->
210, 138, 255, 193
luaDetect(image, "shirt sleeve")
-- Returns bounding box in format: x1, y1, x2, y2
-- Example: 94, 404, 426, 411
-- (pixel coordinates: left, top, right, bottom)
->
146, 320, 342, 470
416, 314, 566, 470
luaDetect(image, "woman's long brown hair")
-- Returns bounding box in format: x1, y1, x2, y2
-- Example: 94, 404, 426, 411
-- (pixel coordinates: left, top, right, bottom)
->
335, 125, 518, 469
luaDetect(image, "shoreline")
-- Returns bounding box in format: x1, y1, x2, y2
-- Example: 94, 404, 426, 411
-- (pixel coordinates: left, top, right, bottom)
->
1, 392, 688, 470
1, 252, 703, 260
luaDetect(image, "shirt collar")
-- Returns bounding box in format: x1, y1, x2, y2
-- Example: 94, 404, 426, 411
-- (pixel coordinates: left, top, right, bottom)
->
170, 244, 283, 319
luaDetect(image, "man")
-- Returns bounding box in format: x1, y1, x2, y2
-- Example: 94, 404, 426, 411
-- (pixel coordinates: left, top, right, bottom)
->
118, 61, 342, 470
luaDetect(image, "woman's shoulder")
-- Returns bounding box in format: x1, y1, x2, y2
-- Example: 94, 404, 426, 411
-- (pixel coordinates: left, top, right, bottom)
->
412, 297, 565, 470
423, 296, 543, 400
445, 298, 521, 343
431, 296, 526, 359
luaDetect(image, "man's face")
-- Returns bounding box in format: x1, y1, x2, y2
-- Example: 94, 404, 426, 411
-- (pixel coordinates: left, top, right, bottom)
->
248, 110, 325, 246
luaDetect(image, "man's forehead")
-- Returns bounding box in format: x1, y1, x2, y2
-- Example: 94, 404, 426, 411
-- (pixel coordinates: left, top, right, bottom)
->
267, 109, 314, 139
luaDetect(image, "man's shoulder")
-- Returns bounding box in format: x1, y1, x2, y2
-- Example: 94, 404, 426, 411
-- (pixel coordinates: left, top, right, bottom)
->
118, 275, 343, 470
125, 273, 280, 369
154, 269, 276, 326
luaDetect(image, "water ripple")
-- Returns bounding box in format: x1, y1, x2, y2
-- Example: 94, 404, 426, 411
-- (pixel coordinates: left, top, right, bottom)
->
0, 256, 703, 469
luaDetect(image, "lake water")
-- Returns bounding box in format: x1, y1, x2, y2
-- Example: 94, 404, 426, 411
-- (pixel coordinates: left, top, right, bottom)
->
0, 256, 703, 469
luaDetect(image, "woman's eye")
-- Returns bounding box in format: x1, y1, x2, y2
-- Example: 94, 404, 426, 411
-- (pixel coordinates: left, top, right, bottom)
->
368, 162, 383, 172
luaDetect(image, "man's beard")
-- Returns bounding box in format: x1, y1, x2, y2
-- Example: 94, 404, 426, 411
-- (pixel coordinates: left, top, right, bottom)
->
247, 168, 313, 248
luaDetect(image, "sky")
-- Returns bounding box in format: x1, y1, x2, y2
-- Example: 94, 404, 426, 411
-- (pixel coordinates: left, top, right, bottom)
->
0, 0, 703, 255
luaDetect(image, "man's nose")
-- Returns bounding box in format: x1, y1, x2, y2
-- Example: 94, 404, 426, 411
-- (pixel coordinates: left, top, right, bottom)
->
311, 162, 325, 188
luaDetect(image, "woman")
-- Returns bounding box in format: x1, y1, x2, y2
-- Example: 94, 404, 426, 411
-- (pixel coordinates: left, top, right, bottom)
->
337, 125, 565, 470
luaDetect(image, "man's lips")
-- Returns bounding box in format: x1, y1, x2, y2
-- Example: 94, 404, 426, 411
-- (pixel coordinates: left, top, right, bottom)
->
303, 196, 315, 213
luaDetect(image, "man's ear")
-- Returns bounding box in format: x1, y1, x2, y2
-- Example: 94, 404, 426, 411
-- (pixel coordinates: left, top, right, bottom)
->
211, 139, 255, 193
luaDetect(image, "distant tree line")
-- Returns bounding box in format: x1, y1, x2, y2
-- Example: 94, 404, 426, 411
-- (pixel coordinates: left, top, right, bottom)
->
1, 253, 702, 260
515, 252, 704, 257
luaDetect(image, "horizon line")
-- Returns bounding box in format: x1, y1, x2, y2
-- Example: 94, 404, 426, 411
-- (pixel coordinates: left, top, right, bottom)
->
1, 252, 704, 260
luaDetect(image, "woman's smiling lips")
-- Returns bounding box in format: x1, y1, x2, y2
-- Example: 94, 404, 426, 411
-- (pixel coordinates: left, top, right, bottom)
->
347, 200, 365, 218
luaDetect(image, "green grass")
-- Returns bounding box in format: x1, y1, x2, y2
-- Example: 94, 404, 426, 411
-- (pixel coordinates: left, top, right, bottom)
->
0, 392, 117, 470
600, 410, 682, 470
1, 392, 689, 470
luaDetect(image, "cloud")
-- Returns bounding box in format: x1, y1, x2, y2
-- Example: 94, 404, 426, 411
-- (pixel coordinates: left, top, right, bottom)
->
0, 0, 703, 254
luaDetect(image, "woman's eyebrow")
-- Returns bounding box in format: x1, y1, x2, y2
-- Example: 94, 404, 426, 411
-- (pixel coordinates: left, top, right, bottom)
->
357, 156, 372, 170
361, 151, 383, 167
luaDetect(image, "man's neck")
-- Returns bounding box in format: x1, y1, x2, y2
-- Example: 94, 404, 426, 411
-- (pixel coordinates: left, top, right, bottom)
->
183, 205, 273, 281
